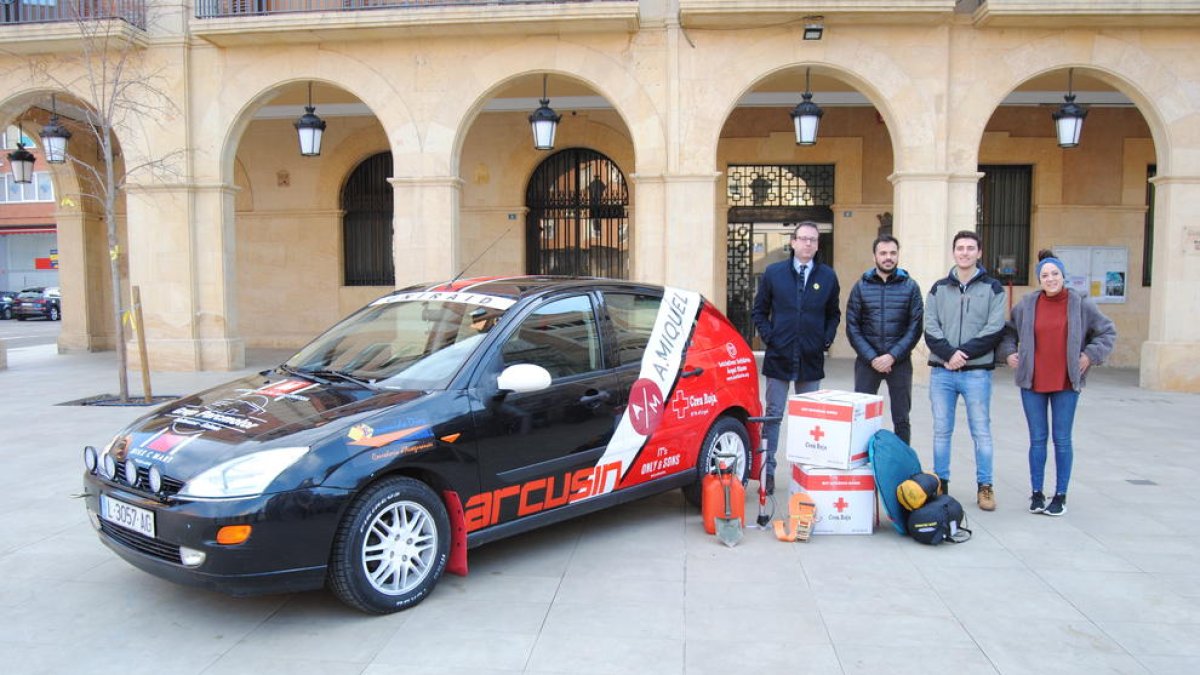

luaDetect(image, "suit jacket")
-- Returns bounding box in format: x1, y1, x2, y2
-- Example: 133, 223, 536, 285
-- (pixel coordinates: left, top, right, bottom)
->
751, 258, 841, 382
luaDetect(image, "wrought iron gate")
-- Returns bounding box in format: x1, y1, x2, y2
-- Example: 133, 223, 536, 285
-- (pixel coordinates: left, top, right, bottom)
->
342, 151, 394, 286
526, 148, 629, 279
725, 164, 835, 343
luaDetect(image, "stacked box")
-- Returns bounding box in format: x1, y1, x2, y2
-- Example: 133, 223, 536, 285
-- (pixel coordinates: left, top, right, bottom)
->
785, 389, 883, 470
790, 463, 876, 535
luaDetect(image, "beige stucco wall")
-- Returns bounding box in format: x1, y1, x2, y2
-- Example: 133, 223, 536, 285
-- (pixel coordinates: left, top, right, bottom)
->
3, 4, 1198, 388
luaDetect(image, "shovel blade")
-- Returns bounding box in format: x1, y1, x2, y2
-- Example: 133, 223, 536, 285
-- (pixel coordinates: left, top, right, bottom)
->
715, 517, 743, 547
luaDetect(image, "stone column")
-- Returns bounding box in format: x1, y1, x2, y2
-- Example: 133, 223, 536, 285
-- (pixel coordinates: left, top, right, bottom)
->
125, 182, 244, 371
661, 172, 721, 298
890, 171, 980, 383
629, 172, 666, 285
1140, 175, 1200, 391
55, 210, 114, 352
390, 176, 462, 285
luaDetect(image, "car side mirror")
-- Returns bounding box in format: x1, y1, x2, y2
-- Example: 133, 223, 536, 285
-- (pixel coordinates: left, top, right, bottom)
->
495, 363, 552, 396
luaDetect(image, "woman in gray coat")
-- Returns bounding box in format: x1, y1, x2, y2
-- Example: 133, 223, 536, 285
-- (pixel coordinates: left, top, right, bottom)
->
998, 250, 1116, 516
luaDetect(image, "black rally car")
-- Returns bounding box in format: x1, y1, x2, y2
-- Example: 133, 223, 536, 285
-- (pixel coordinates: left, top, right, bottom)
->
82, 277, 762, 613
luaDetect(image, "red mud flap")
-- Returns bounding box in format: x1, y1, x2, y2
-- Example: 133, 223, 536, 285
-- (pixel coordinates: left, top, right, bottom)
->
442, 490, 469, 577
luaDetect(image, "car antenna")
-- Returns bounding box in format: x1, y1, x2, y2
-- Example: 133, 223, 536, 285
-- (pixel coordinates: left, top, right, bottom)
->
448, 225, 514, 285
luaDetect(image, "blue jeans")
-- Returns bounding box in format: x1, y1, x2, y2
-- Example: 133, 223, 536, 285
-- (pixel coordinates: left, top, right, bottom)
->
1019, 388, 1080, 496
929, 368, 994, 485
763, 377, 821, 475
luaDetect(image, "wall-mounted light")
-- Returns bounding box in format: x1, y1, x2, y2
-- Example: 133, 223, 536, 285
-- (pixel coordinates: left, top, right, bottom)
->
294, 82, 326, 157
803, 16, 824, 41
790, 68, 824, 146
1053, 68, 1088, 149
39, 94, 72, 164
7, 124, 35, 184
529, 74, 561, 151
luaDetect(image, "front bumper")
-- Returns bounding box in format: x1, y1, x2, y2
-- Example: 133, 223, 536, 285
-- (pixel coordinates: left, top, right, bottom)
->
82, 473, 351, 596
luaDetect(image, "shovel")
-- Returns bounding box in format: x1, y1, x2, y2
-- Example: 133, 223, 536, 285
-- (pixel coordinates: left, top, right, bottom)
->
715, 462, 744, 547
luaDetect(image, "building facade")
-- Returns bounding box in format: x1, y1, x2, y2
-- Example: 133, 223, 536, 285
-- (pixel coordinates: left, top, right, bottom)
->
1, 0, 1197, 391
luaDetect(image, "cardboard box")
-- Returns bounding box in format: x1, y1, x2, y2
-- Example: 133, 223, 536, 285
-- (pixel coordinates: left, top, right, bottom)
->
790, 463, 876, 535
784, 389, 883, 469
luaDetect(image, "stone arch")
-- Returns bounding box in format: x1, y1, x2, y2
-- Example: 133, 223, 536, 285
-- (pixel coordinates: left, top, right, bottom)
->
950, 37, 1175, 175
0, 87, 122, 353
444, 44, 663, 177
685, 31, 929, 174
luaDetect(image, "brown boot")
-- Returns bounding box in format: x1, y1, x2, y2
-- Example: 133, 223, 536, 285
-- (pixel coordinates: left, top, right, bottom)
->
977, 484, 995, 511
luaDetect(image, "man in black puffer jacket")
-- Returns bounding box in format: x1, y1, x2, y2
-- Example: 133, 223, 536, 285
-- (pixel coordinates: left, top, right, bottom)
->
845, 235, 923, 444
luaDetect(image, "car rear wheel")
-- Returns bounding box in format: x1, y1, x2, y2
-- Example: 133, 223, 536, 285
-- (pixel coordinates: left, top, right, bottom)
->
682, 416, 750, 507
329, 476, 449, 614
49, 306, 60, 321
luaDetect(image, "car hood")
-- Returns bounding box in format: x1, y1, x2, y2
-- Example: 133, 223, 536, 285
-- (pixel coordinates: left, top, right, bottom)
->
117, 373, 424, 477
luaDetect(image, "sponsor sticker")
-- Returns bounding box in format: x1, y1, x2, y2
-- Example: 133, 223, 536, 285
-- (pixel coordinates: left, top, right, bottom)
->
371, 291, 516, 309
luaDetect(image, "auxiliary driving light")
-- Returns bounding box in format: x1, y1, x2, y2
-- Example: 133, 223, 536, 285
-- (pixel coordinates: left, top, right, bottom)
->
180, 547, 206, 567
102, 453, 117, 480
148, 466, 162, 493
124, 459, 139, 486
83, 446, 98, 473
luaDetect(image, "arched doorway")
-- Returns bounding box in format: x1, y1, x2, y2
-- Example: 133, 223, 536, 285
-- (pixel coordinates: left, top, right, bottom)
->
525, 148, 629, 278
342, 151, 394, 286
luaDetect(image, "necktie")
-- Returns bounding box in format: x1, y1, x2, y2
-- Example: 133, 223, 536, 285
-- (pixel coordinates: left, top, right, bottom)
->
799, 264, 808, 293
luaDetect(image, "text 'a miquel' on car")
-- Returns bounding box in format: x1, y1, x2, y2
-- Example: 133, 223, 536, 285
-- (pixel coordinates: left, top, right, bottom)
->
82, 276, 762, 613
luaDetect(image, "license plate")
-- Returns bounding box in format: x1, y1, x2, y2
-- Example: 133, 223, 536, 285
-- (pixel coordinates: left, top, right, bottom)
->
100, 494, 156, 538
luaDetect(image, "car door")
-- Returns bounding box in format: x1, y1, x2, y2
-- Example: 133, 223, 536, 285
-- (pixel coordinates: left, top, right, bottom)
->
466, 292, 620, 531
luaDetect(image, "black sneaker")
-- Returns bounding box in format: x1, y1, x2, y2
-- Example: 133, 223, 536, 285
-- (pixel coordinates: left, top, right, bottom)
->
1045, 493, 1067, 516
1029, 491, 1046, 514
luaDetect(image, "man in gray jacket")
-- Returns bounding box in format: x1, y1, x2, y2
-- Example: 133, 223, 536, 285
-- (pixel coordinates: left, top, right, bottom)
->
924, 230, 1007, 511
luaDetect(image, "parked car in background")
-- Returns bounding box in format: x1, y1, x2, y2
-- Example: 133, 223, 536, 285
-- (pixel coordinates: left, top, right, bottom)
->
0, 291, 17, 320
14, 286, 61, 321
82, 277, 763, 613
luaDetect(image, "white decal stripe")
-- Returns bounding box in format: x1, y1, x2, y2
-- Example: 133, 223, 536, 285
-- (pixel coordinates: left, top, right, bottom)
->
597, 287, 703, 484
371, 291, 517, 309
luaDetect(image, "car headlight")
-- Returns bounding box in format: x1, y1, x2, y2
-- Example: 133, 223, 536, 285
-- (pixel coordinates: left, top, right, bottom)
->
178, 447, 309, 499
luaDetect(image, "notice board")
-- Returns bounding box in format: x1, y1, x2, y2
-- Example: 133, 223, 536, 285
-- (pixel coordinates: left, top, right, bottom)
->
1055, 246, 1127, 304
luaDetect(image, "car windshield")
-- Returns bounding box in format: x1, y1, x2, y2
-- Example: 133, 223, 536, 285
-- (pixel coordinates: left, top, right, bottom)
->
284, 292, 512, 390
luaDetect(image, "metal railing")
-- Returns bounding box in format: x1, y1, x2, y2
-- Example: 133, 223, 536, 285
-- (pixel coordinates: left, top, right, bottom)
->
0, 0, 146, 28
194, 0, 619, 20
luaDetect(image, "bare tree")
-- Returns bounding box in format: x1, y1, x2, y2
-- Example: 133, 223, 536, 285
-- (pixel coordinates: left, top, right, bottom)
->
13, 5, 183, 402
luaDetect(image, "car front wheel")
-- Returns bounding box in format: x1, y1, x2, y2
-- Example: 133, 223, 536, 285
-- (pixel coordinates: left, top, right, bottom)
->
328, 477, 449, 614
49, 306, 60, 321
682, 416, 750, 507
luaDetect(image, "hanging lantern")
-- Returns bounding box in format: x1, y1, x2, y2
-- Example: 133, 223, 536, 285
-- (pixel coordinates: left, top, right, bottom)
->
529, 74, 561, 151
294, 82, 326, 157
40, 95, 72, 164
791, 68, 824, 146
1053, 68, 1088, 149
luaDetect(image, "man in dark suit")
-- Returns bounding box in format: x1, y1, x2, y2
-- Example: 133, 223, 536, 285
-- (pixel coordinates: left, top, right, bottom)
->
751, 221, 841, 493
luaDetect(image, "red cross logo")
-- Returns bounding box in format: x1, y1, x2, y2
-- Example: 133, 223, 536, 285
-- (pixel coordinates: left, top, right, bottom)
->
833, 497, 849, 513
671, 390, 691, 419
809, 425, 826, 442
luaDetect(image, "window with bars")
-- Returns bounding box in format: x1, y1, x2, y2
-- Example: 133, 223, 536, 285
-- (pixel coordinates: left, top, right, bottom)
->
341, 152, 394, 286
726, 164, 834, 207
977, 165, 1032, 285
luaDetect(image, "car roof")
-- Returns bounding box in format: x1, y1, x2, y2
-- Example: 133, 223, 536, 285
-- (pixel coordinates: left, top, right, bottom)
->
391, 276, 667, 303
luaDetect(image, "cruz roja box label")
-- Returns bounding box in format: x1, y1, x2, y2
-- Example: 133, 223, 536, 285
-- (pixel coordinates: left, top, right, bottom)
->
790, 463, 876, 535
785, 390, 883, 470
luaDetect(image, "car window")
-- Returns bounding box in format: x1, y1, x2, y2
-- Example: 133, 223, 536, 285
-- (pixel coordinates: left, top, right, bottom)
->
604, 292, 663, 366
500, 295, 600, 380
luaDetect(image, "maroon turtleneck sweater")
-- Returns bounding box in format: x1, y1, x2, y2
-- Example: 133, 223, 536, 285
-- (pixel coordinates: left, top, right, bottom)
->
1032, 290, 1071, 393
